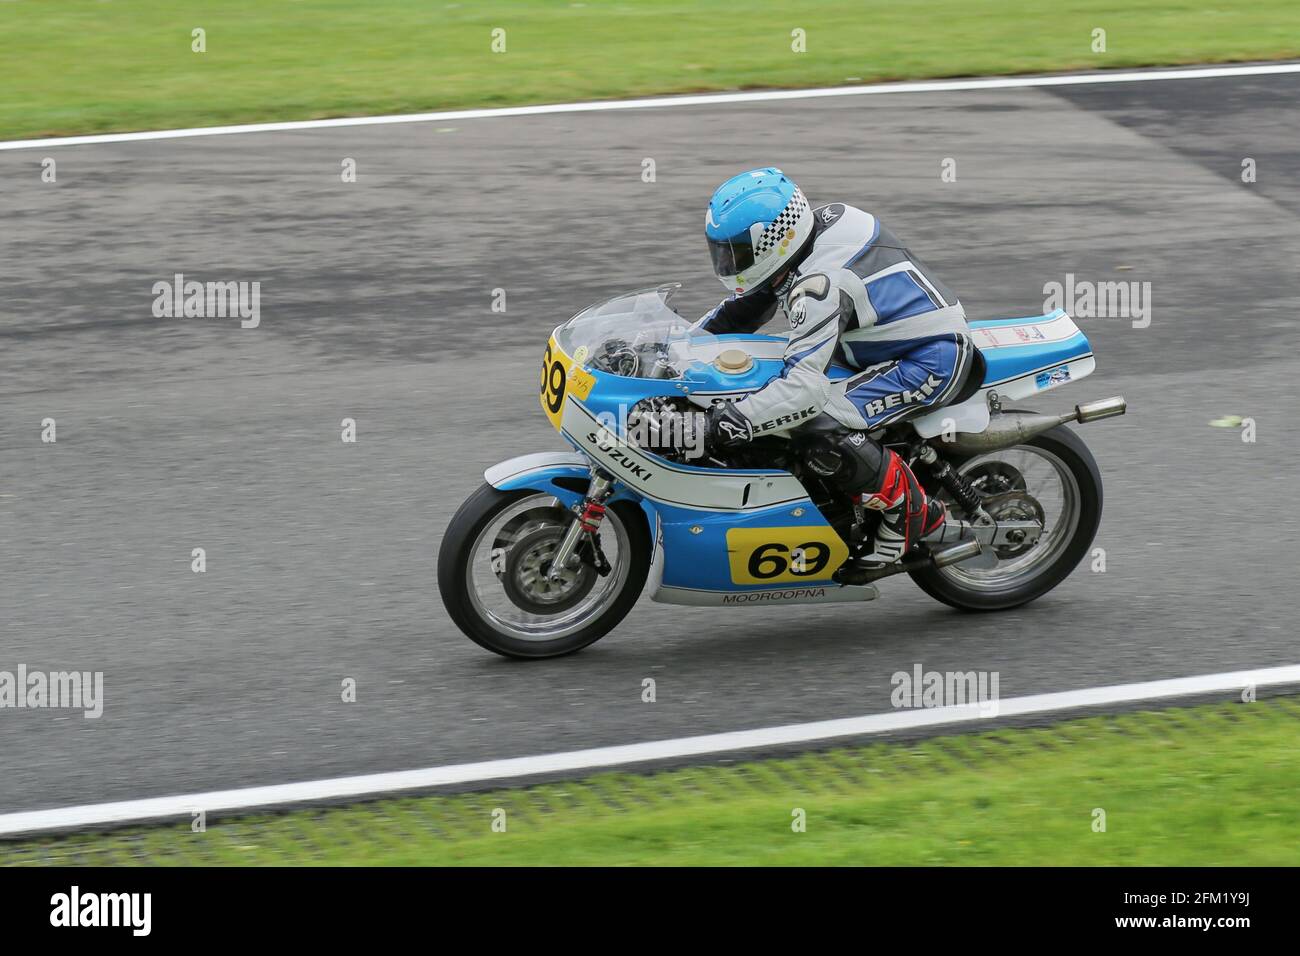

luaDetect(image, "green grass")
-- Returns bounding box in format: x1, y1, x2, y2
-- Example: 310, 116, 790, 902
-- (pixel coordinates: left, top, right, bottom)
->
5, 698, 1300, 866
2, 1, 1299, 140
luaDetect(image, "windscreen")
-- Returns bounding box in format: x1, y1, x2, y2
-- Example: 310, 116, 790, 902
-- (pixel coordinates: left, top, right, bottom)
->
555, 285, 703, 379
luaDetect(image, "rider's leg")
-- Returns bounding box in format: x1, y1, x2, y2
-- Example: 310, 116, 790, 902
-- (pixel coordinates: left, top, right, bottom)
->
831, 335, 974, 564
823, 431, 946, 565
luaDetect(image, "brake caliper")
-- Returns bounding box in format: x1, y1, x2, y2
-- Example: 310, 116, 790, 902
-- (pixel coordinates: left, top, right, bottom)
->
575, 500, 613, 577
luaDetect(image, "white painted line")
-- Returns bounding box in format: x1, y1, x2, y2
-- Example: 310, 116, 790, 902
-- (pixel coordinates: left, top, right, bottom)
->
1, 664, 1296, 837
3, 61, 1299, 152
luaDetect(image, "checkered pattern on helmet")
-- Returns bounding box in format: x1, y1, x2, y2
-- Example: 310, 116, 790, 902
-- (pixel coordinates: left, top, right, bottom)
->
754, 187, 809, 256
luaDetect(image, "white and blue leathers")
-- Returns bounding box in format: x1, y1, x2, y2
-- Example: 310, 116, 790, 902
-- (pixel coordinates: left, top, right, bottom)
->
701, 203, 974, 432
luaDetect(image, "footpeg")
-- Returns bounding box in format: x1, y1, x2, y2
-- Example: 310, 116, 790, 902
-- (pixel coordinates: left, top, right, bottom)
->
834, 538, 982, 585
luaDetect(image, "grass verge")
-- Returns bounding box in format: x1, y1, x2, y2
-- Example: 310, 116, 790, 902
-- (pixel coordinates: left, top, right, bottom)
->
4, 697, 1299, 866
3, 1, 1300, 140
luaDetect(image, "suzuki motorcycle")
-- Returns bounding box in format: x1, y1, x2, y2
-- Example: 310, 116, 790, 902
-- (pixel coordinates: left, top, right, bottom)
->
439, 285, 1126, 658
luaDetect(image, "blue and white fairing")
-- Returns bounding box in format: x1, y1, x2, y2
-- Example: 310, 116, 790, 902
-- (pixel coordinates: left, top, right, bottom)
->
492, 286, 1094, 607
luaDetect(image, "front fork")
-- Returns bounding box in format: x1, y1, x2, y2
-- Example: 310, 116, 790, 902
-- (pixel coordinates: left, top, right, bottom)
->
546, 469, 614, 582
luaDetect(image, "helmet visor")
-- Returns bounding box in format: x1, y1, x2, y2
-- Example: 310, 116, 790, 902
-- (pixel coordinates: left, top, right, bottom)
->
707, 234, 756, 279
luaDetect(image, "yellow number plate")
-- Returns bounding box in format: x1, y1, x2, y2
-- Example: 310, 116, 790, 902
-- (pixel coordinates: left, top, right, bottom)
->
726, 526, 849, 585
540, 335, 596, 431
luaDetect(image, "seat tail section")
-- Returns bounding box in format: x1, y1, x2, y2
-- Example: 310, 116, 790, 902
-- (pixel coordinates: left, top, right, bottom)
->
910, 309, 1093, 438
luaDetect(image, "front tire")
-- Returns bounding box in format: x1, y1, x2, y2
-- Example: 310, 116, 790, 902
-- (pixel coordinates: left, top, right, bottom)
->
909, 424, 1102, 611
438, 484, 651, 659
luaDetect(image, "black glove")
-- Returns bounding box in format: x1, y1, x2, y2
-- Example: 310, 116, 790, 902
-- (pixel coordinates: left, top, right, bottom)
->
705, 402, 754, 451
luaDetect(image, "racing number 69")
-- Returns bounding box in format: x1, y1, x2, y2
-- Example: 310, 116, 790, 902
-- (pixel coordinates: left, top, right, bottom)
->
541, 344, 566, 414
747, 541, 831, 579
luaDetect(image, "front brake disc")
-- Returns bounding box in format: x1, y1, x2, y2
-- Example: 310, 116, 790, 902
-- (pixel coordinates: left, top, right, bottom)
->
491, 506, 568, 580
501, 526, 597, 614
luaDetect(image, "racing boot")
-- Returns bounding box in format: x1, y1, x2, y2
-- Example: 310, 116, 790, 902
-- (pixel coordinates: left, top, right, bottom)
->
854, 449, 946, 568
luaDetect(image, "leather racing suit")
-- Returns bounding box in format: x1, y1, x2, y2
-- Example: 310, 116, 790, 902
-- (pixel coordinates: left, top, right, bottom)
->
700, 203, 974, 560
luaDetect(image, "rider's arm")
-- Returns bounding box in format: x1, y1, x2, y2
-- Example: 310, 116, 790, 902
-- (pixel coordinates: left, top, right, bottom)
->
729, 273, 849, 429
696, 287, 780, 334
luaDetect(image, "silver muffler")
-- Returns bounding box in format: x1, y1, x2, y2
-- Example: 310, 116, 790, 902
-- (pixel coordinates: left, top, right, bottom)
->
1075, 395, 1127, 423
935, 396, 1126, 454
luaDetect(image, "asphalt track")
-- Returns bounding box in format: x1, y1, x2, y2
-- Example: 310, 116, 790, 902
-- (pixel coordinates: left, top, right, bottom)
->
1, 69, 1298, 817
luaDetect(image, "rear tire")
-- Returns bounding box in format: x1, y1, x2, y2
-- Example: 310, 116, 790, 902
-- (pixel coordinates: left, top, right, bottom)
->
909, 425, 1102, 611
438, 484, 652, 659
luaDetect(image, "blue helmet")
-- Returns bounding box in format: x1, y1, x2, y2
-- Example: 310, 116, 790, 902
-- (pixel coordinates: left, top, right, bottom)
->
705, 167, 813, 296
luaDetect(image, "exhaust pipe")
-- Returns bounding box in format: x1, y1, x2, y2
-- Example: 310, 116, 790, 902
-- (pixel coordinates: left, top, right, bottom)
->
936, 396, 1126, 454
931, 538, 982, 568
1075, 396, 1127, 423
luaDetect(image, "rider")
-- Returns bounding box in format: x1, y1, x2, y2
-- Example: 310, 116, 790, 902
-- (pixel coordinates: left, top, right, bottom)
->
697, 167, 973, 566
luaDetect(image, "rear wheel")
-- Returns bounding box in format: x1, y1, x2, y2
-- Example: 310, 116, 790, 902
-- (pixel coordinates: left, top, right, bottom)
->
437, 484, 651, 658
909, 424, 1102, 611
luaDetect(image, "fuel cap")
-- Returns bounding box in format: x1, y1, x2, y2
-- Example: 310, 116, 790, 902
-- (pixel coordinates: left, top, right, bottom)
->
714, 348, 753, 374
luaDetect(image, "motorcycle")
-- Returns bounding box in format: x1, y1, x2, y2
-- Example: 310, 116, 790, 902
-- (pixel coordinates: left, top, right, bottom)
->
439, 284, 1126, 658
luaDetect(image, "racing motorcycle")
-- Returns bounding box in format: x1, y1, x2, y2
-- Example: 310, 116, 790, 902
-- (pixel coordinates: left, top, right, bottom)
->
438, 285, 1126, 658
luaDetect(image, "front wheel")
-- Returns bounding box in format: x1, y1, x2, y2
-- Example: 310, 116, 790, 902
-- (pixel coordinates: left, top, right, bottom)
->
437, 484, 651, 658
909, 424, 1102, 611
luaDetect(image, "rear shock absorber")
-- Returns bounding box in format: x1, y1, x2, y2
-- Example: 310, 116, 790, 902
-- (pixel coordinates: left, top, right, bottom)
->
915, 444, 988, 522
